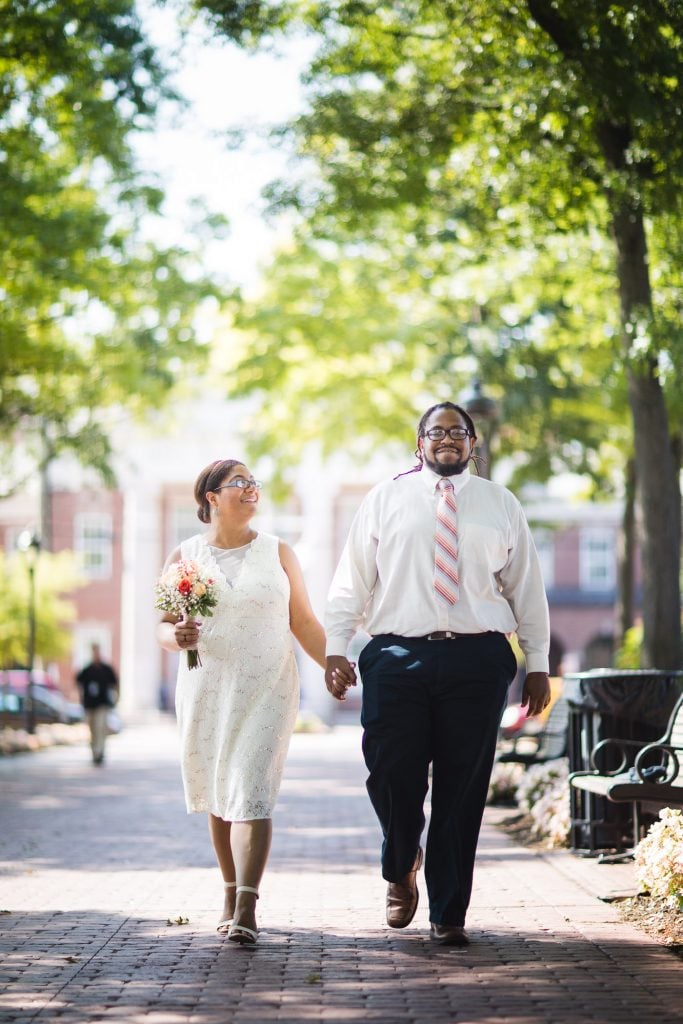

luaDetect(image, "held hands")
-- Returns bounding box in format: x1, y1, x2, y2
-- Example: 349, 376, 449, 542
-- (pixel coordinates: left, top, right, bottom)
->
521, 672, 551, 717
325, 656, 358, 702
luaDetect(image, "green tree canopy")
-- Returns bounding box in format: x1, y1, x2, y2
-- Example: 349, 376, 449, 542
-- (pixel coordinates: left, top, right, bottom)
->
0, 0, 229, 494
0, 549, 83, 669
199, 0, 682, 668
226, 221, 629, 492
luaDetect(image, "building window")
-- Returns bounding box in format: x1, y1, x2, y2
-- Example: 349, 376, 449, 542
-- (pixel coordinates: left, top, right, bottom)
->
171, 507, 199, 549
579, 527, 616, 592
75, 514, 112, 580
531, 528, 555, 589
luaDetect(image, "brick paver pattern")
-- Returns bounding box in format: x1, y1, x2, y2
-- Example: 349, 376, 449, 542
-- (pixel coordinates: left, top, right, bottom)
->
1, 716, 681, 1024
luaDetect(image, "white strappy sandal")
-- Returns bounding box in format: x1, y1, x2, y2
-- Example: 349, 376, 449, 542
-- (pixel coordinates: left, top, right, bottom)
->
227, 886, 259, 945
216, 881, 236, 933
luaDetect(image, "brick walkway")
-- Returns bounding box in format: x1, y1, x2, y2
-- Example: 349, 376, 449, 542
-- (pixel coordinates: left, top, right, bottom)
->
0, 717, 680, 1024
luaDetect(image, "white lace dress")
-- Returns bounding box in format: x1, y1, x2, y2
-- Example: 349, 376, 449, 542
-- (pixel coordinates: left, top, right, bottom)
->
175, 531, 299, 820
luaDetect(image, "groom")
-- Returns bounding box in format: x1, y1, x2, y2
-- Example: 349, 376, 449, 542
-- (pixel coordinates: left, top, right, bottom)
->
324, 401, 550, 945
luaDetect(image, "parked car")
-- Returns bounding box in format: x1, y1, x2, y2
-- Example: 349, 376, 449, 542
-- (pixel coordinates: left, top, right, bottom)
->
0, 683, 84, 727
1, 668, 60, 693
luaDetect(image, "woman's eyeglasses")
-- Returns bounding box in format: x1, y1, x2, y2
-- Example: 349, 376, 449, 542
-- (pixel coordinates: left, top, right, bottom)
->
215, 478, 262, 491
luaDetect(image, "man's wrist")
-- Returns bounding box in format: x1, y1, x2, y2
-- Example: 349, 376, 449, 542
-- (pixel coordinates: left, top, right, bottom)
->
524, 657, 549, 674
325, 638, 350, 658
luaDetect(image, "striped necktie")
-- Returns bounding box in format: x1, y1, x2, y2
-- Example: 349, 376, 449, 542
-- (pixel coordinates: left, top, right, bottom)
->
434, 478, 459, 605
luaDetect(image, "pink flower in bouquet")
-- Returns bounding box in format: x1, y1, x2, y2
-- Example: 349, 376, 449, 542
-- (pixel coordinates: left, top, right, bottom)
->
154, 559, 219, 669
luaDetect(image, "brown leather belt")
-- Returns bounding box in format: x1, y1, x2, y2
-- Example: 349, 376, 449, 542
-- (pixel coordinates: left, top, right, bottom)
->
424, 630, 483, 641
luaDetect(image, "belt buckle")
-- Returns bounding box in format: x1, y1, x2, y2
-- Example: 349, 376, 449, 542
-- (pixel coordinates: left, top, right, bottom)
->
428, 630, 458, 641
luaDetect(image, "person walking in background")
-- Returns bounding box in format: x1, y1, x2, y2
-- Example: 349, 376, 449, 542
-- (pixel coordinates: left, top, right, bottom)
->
157, 459, 356, 946
76, 643, 119, 766
325, 401, 550, 947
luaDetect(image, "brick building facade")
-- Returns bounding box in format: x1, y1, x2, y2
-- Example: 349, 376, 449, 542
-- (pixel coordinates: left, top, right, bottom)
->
0, 407, 641, 716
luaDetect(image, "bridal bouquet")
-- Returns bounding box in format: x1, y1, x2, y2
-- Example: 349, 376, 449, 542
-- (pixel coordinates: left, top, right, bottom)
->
154, 559, 218, 669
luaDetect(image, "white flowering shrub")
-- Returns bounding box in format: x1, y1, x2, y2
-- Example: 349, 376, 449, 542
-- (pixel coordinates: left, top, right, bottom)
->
515, 758, 570, 849
634, 807, 683, 910
487, 761, 526, 804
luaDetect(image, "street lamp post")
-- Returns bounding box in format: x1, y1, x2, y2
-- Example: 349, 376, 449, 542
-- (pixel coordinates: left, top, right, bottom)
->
17, 531, 41, 735
459, 378, 500, 480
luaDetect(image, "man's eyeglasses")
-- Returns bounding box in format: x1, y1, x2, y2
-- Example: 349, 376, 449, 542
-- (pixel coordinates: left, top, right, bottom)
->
215, 478, 262, 491
424, 427, 471, 441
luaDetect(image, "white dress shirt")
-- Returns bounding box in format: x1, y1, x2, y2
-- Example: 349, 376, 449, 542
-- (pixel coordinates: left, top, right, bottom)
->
325, 465, 550, 673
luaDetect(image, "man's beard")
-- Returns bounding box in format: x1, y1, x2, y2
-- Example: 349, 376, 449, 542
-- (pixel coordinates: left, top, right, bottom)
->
422, 452, 470, 476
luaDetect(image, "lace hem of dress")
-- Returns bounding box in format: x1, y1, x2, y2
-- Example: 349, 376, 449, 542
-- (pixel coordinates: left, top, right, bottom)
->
186, 798, 274, 819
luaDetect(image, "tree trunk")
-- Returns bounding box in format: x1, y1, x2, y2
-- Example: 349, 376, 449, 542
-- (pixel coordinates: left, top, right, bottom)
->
527, 0, 682, 670
40, 459, 53, 552
615, 456, 636, 649
610, 200, 681, 669
39, 421, 54, 552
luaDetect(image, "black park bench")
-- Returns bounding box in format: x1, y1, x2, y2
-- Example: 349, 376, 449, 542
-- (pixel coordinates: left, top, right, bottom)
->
569, 693, 683, 858
497, 697, 569, 766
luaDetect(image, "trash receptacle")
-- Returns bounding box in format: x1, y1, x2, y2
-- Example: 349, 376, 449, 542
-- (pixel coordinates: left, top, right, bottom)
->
564, 669, 683, 855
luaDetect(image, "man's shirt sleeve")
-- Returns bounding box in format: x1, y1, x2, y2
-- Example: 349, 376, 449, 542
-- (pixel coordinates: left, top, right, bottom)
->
497, 500, 550, 674
325, 492, 380, 657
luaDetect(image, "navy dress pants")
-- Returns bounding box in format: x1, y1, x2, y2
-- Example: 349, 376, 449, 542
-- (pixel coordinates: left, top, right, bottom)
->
359, 632, 515, 927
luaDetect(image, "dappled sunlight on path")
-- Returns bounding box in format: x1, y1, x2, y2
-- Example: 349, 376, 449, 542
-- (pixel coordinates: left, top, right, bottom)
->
1, 718, 681, 1023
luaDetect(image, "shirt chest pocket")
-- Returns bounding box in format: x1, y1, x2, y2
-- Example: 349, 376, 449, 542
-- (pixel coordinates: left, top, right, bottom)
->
458, 523, 508, 570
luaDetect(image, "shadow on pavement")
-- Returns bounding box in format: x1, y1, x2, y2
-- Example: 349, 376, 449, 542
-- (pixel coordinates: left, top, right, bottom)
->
0, 735, 381, 876
0, 908, 667, 1024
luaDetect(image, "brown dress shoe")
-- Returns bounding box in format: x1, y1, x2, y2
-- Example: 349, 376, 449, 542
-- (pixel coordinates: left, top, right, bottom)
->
386, 847, 423, 928
429, 922, 469, 947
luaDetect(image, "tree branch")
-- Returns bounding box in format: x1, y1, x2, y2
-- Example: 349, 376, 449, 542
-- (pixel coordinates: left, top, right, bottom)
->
525, 0, 584, 61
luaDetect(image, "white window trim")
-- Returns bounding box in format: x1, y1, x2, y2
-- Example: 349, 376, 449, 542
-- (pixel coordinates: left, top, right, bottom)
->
75, 512, 113, 580
579, 526, 616, 592
171, 507, 199, 549
532, 528, 555, 589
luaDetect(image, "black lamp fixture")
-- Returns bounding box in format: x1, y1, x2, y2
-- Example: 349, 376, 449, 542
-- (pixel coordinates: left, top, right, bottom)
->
459, 378, 500, 479
460, 378, 499, 422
